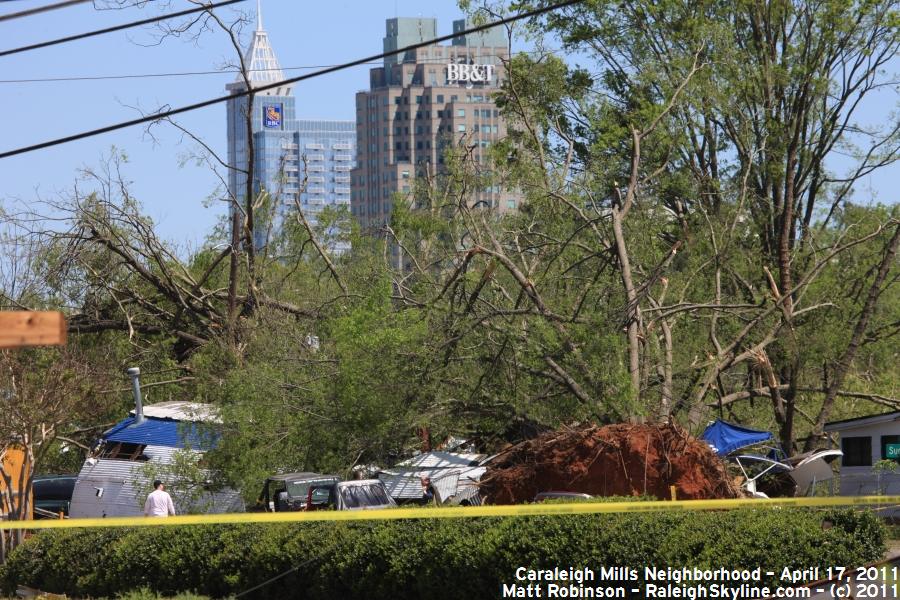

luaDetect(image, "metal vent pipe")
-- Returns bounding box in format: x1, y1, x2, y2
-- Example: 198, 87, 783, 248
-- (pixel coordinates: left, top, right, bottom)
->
126, 367, 144, 424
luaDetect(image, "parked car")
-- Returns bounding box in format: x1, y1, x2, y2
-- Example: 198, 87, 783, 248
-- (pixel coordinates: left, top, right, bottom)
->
305, 479, 396, 511
33, 474, 77, 517
254, 472, 341, 512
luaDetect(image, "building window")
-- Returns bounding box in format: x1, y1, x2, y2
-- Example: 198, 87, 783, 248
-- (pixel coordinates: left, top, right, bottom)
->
457, 109, 465, 117
457, 125, 466, 132
506, 199, 517, 209
842, 436, 872, 467
436, 94, 444, 103
394, 97, 402, 104
416, 95, 422, 104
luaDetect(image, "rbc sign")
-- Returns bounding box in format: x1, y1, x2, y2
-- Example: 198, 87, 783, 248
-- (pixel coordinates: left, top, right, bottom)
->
263, 104, 282, 129
446, 63, 495, 85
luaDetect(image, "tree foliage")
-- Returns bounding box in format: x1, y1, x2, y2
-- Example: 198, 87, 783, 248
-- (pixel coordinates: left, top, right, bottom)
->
0, 0, 897, 498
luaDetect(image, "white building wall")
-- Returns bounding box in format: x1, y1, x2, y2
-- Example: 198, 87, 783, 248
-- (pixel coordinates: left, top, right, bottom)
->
829, 418, 900, 497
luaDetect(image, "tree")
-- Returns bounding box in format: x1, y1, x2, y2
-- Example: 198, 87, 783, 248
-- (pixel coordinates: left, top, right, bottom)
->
494, 0, 900, 451
0, 348, 111, 560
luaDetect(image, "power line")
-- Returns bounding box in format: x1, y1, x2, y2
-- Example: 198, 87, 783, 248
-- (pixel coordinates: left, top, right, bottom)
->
0, 0, 91, 23
0, 50, 564, 84
0, 64, 384, 84
0, 0, 582, 160
0, 0, 247, 57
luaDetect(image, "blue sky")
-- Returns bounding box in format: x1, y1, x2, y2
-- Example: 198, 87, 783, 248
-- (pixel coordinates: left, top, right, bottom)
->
0, 1, 896, 251
0, 0, 470, 248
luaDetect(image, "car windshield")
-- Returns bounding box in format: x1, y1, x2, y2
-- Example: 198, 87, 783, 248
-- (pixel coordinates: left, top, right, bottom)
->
339, 484, 390, 508
286, 478, 336, 499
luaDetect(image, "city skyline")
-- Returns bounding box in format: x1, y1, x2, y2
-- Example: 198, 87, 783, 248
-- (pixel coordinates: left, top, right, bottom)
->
0, 0, 478, 249
1, 0, 896, 254
352, 15, 519, 240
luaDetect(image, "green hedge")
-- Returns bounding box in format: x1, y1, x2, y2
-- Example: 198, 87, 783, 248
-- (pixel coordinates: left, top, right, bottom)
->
0, 508, 885, 600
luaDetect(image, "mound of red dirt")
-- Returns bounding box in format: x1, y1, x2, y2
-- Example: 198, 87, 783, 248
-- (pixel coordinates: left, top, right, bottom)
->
480, 422, 740, 504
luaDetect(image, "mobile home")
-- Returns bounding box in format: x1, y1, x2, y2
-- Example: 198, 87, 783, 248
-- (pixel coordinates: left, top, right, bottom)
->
70, 375, 242, 517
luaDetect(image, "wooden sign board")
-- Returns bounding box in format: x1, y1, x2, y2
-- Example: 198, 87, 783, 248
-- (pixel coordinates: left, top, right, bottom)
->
0, 311, 67, 348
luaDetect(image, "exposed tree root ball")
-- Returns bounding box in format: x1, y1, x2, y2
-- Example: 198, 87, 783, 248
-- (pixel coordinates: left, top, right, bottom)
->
480, 422, 740, 504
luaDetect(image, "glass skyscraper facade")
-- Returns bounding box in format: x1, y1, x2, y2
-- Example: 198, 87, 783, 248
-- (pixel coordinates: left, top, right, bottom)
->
225, 7, 355, 253
296, 120, 355, 255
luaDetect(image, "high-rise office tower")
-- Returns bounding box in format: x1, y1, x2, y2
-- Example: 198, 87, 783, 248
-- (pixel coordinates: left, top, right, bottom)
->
225, 3, 354, 253
351, 17, 520, 232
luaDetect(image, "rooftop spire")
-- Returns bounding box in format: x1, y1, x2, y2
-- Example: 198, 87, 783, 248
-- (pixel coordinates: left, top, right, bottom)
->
226, 0, 291, 96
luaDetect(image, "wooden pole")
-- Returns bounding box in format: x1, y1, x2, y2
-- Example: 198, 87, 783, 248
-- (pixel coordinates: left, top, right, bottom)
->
0, 311, 66, 348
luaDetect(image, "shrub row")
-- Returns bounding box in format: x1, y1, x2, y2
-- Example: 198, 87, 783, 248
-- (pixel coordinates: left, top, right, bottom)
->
0, 507, 885, 600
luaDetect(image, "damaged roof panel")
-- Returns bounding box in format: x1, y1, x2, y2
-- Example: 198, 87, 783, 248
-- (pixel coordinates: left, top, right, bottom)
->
129, 401, 221, 423
103, 417, 218, 451
394, 451, 485, 469
379, 466, 486, 500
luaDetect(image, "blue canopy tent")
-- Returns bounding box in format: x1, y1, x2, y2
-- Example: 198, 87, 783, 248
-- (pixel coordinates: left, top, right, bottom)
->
701, 420, 773, 457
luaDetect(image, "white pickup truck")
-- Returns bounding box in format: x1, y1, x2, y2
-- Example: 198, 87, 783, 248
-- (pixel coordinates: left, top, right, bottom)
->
305, 479, 396, 511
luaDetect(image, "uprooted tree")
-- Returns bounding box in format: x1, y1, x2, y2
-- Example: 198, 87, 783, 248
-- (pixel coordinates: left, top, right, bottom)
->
446, 0, 900, 452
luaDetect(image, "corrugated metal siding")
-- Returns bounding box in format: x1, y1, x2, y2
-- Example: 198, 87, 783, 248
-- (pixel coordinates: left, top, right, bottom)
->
69, 446, 243, 518
394, 451, 485, 469
103, 418, 218, 450
379, 466, 485, 501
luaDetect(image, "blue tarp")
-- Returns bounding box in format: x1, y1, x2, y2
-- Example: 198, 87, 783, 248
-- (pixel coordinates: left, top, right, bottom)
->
102, 417, 219, 451
701, 419, 773, 456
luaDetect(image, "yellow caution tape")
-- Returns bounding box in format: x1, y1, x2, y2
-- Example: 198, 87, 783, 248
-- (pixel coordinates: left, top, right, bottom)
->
2, 495, 899, 530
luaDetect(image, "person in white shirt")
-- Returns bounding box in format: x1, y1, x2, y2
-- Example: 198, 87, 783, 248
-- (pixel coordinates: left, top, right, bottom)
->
144, 480, 176, 517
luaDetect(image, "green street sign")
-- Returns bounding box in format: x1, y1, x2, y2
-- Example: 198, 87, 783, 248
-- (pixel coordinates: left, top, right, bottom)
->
886, 444, 900, 459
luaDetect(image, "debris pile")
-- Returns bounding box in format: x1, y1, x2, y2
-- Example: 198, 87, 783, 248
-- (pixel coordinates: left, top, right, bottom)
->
480, 422, 741, 504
